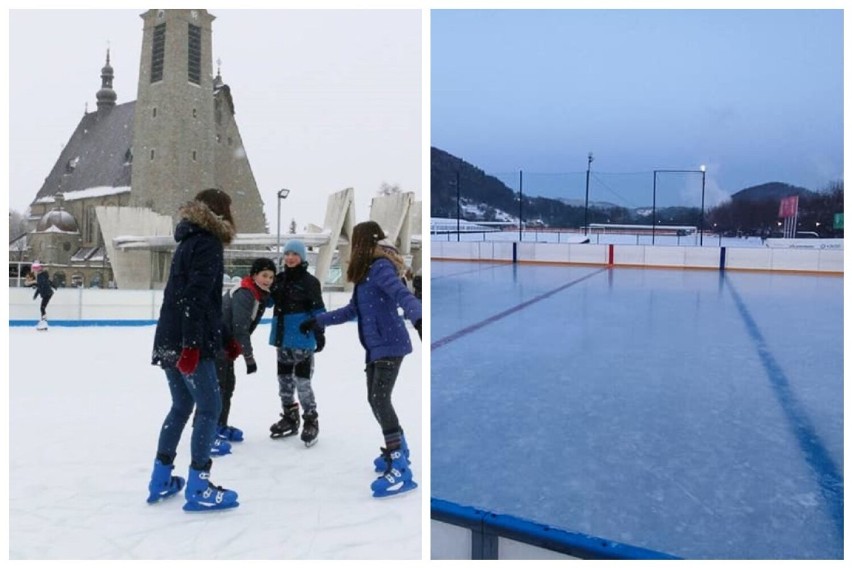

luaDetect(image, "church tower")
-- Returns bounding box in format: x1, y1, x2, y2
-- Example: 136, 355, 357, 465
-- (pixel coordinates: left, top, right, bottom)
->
130, 9, 218, 218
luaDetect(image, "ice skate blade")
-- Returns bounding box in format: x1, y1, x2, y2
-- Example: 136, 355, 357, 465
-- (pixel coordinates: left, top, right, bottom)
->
372, 480, 418, 499
182, 501, 240, 512
270, 431, 298, 439
303, 438, 318, 448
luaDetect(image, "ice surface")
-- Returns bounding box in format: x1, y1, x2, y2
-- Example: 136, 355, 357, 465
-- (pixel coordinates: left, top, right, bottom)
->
9, 322, 422, 560
431, 261, 842, 559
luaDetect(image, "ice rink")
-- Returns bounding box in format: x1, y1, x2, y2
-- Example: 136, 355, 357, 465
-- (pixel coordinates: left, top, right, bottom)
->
430, 260, 843, 559
9, 321, 422, 560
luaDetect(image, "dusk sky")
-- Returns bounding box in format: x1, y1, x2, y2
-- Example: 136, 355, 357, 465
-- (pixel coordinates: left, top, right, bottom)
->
9, 9, 421, 232
431, 9, 843, 208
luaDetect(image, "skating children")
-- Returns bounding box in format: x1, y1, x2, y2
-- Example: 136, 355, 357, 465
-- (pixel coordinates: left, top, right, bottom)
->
299, 221, 422, 498
268, 239, 326, 447
215, 257, 276, 444
148, 188, 242, 512
28, 261, 54, 330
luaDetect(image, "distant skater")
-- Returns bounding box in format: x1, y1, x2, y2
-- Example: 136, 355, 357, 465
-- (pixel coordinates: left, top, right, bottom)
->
27, 261, 54, 330
300, 221, 422, 497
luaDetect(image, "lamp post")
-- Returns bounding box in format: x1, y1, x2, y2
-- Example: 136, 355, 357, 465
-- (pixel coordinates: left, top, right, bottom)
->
276, 188, 291, 267
584, 152, 593, 235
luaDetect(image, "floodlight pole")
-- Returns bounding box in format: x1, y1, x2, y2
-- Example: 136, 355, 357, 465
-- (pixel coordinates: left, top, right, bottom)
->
518, 169, 523, 242
584, 152, 593, 235
276, 188, 291, 267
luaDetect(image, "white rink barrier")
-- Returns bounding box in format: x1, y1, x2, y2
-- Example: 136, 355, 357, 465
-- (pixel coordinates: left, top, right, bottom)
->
431, 241, 843, 274
9, 287, 353, 325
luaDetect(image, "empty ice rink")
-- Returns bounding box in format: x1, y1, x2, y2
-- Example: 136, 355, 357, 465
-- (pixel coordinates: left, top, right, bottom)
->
430, 260, 843, 559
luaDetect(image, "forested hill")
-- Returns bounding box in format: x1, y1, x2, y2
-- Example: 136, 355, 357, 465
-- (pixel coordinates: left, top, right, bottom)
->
731, 182, 815, 203
431, 147, 516, 218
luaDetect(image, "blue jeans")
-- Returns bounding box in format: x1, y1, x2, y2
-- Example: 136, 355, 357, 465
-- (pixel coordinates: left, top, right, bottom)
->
157, 359, 222, 470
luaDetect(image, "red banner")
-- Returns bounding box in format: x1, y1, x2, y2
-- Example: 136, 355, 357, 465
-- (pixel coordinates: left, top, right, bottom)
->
778, 195, 799, 218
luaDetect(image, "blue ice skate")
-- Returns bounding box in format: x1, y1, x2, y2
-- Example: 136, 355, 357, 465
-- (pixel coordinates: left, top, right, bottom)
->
146, 459, 185, 504
210, 437, 231, 456
183, 466, 239, 512
373, 434, 410, 472
217, 424, 244, 442
371, 448, 418, 498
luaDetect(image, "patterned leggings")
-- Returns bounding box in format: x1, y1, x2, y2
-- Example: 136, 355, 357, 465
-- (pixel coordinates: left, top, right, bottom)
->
277, 348, 316, 413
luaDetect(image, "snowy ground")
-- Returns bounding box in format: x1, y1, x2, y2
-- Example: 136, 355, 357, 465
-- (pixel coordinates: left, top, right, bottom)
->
9, 322, 422, 560
431, 261, 843, 559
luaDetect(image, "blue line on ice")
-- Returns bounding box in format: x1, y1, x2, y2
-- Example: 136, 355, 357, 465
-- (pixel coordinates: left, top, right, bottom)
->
431, 267, 608, 351
725, 276, 844, 538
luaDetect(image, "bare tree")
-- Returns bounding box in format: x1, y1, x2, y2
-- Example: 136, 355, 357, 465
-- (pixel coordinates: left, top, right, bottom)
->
378, 182, 402, 197
288, 218, 297, 234
9, 209, 29, 241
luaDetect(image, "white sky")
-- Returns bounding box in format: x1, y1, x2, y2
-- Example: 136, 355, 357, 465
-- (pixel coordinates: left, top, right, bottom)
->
8, 9, 422, 233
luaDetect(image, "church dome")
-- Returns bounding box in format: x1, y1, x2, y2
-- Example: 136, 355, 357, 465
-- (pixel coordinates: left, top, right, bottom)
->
37, 208, 79, 233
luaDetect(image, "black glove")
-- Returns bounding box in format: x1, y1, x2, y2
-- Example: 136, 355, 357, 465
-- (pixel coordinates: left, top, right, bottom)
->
414, 319, 422, 340
315, 331, 326, 353
299, 318, 317, 335
245, 356, 257, 375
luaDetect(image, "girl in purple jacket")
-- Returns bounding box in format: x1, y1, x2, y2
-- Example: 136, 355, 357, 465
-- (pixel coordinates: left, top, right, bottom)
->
300, 221, 422, 498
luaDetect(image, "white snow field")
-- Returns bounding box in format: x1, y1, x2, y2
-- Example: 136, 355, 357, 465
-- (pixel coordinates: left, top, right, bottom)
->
9, 322, 422, 560
431, 261, 843, 559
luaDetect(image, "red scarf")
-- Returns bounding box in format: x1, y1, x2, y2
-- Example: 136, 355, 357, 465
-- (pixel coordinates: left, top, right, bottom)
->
240, 274, 269, 302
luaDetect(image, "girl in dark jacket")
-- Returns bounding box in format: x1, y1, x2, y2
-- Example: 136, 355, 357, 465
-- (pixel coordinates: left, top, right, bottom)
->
147, 188, 242, 512
215, 257, 276, 443
301, 221, 422, 498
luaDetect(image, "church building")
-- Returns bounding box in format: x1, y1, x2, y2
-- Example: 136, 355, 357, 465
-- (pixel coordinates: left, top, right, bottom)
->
18, 9, 267, 289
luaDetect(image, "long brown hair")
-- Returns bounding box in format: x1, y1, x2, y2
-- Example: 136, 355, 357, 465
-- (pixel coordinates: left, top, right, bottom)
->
195, 188, 235, 241
347, 221, 385, 283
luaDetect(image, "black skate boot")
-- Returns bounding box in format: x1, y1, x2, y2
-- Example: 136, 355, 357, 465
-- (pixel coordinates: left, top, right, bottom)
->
301, 409, 319, 447
270, 403, 300, 439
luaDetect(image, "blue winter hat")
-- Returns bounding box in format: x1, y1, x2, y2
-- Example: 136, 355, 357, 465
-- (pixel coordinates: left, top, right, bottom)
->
283, 239, 307, 261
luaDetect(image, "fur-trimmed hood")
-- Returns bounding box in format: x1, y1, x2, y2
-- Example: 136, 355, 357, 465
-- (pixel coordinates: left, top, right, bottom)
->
374, 242, 406, 276
175, 200, 236, 244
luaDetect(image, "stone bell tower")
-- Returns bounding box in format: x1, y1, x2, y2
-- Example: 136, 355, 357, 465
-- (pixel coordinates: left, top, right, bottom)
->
130, 9, 218, 218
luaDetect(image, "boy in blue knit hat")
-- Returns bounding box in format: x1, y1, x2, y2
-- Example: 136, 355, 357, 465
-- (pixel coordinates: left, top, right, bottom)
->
268, 240, 326, 446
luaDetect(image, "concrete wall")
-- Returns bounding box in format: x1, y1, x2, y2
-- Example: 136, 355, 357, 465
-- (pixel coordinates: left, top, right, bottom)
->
432, 242, 843, 274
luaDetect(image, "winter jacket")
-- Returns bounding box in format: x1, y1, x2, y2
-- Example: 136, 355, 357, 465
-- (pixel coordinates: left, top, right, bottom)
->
316, 256, 421, 363
151, 200, 236, 368
33, 271, 54, 300
222, 275, 271, 361
268, 262, 326, 351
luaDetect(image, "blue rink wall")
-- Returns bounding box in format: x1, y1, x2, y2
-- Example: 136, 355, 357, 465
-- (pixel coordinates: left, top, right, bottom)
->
430, 250, 843, 560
